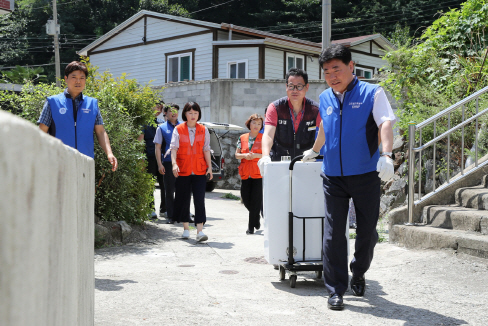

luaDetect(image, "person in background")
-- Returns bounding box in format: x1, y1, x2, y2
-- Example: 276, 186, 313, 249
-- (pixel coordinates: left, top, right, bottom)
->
138, 101, 166, 219
235, 114, 264, 235
303, 44, 395, 311
38, 61, 117, 172
170, 102, 213, 242
154, 103, 181, 224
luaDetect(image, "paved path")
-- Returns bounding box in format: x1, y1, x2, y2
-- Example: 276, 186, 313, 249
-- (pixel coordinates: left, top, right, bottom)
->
95, 189, 488, 325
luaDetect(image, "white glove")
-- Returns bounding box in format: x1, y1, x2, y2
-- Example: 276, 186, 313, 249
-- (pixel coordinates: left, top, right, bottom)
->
376, 155, 395, 182
258, 155, 271, 176
302, 149, 319, 162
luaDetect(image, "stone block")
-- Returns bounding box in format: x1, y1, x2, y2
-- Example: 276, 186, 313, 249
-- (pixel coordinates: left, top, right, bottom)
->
244, 88, 257, 95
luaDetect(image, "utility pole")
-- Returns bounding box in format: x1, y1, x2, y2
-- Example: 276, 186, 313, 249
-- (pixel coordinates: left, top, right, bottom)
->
53, 0, 61, 87
322, 0, 331, 50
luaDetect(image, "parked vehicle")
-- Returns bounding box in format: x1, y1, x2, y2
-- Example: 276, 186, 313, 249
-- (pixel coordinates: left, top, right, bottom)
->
200, 122, 244, 192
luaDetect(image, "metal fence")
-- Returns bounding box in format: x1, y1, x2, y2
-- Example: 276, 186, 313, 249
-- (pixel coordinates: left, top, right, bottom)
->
407, 86, 488, 224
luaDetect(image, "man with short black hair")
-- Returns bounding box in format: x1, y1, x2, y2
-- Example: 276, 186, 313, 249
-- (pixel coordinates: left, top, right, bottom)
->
303, 44, 395, 310
258, 68, 321, 174
38, 61, 117, 171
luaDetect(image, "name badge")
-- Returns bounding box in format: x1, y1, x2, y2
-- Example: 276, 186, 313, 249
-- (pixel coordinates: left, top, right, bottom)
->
308, 126, 317, 131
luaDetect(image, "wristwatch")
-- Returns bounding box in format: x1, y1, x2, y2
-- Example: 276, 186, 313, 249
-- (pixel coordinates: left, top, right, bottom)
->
381, 152, 393, 158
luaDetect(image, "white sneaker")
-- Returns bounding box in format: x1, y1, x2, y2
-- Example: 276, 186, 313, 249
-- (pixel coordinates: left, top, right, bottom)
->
182, 229, 190, 239
196, 231, 208, 242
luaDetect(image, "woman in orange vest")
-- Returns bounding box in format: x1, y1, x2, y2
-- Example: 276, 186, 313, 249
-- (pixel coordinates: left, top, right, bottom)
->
235, 114, 264, 234
170, 102, 213, 242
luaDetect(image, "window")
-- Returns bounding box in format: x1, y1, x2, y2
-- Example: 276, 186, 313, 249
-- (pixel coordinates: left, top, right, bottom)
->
287, 54, 304, 71
355, 67, 373, 79
167, 52, 192, 82
227, 60, 248, 79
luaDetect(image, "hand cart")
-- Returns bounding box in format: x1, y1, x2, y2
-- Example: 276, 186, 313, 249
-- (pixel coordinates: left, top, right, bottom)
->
278, 155, 325, 288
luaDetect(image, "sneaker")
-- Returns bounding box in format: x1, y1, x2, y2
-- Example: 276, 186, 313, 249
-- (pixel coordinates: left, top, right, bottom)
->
160, 211, 167, 218
149, 211, 158, 219
182, 229, 190, 239
196, 231, 208, 242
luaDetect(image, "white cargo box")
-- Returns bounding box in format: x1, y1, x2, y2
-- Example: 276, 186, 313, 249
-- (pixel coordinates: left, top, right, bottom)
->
263, 161, 325, 264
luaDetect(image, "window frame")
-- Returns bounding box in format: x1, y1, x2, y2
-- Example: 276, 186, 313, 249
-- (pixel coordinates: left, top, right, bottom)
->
165, 50, 194, 83
354, 66, 374, 79
227, 59, 248, 79
286, 53, 305, 71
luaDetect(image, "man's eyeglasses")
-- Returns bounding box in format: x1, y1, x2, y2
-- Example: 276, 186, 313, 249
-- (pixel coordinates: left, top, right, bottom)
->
286, 84, 306, 91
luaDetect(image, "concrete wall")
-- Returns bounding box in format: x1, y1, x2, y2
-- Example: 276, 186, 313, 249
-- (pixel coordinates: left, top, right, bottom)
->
0, 110, 95, 326
157, 78, 397, 128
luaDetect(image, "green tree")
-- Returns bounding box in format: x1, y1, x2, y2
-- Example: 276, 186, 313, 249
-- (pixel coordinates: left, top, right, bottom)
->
0, 60, 161, 224
0, 65, 47, 84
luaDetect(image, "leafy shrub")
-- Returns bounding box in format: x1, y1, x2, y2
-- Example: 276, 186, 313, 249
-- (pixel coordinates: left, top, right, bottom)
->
0, 60, 161, 224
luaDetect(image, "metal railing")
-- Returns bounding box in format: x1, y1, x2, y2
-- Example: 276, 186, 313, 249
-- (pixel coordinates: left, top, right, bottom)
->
407, 86, 488, 224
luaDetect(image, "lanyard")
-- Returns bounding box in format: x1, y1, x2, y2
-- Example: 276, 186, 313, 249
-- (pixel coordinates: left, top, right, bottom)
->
288, 105, 304, 133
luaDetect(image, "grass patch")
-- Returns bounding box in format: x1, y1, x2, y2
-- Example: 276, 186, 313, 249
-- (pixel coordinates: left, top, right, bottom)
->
221, 193, 240, 200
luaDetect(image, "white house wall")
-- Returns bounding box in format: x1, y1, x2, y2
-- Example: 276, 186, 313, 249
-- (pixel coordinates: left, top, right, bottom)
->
307, 56, 320, 80
351, 52, 387, 73
90, 32, 214, 85
94, 17, 210, 52
264, 48, 283, 79
218, 47, 259, 79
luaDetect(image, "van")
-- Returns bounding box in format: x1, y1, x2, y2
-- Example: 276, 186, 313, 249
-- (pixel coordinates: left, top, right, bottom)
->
200, 122, 244, 192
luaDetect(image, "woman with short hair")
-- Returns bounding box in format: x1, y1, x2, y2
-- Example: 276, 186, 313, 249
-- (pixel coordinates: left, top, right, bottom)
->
170, 102, 213, 242
235, 114, 264, 234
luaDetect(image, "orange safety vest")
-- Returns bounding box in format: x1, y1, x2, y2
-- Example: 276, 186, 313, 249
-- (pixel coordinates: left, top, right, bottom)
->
176, 122, 208, 176
238, 133, 263, 180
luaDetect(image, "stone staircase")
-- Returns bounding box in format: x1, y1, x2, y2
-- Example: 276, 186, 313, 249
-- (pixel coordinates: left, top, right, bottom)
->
390, 175, 488, 259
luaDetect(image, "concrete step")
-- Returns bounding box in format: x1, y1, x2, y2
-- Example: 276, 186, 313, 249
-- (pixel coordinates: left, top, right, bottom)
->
454, 185, 488, 209
390, 224, 488, 259
422, 205, 488, 234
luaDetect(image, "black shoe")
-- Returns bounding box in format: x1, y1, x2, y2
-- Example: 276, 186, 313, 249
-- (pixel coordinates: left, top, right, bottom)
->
246, 228, 254, 235
350, 274, 366, 296
166, 219, 175, 224
327, 294, 344, 310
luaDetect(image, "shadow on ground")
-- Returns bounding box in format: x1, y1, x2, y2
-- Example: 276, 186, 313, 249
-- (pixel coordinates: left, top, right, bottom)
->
95, 278, 138, 291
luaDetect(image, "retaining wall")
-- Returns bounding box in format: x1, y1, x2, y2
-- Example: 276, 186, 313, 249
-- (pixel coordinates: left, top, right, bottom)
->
0, 110, 95, 326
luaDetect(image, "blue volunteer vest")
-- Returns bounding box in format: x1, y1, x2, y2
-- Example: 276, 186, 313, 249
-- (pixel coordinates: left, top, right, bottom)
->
48, 93, 99, 158
158, 120, 180, 162
320, 78, 379, 176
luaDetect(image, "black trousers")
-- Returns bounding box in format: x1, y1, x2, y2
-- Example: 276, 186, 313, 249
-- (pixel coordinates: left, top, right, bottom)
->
174, 174, 207, 225
321, 171, 380, 296
147, 156, 166, 212
240, 178, 262, 230
162, 161, 176, 219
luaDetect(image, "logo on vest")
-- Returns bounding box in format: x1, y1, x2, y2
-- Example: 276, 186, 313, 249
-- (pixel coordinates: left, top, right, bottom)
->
327, 106, 333, 115
305, 121, 314, 126
166, 130, 171, 134
81, 108, 91, 114
59, 107, 67, 114
278, 120, 287, 125
349, 102, 363, 109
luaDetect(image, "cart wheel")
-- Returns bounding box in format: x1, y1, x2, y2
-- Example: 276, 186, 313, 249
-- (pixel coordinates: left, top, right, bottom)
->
290, 275, 297, 288
279, 266, 285, 281
315, 270, 322, 279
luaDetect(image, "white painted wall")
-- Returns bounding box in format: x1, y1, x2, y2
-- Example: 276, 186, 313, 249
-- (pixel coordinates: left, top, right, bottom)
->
264, 48, 284, 79
218, 47, 259, 79
90, 32, 214, 85
307, 56, 321, 80
0, 111, 95, 326
351, 52, 388, 73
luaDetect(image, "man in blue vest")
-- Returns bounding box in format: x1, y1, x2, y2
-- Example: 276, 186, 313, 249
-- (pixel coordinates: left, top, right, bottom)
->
38, 61, 117, 171
138, 101, 166, 219
154, 103, 181, 224
303, 44, 395, 310
258, 68, 321, 174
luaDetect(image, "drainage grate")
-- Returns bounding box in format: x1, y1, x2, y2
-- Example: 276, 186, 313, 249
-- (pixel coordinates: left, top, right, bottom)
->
219, 270, 239, 274
244, 256, 268, 264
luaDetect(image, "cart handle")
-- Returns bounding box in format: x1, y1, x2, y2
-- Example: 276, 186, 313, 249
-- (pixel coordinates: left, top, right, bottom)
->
289, 155, 323, 170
